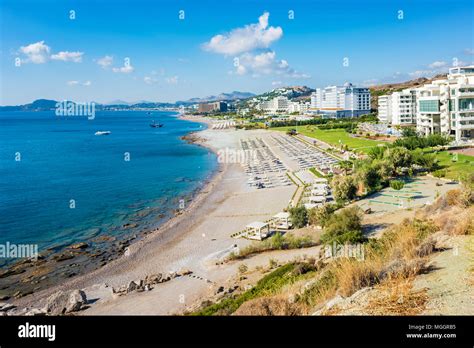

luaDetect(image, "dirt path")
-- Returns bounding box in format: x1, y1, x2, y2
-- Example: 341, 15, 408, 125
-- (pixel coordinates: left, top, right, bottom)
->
414, 235, 474, 315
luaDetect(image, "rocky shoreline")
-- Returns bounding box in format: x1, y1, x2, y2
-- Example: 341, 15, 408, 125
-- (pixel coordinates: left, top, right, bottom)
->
0, 115, 218, 306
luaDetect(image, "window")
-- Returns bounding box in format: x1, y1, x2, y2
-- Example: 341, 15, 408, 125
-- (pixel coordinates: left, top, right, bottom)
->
459, 98, 474, 111
419, 100, 439, 112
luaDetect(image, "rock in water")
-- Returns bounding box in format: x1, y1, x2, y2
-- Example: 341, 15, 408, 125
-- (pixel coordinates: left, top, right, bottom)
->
68, 242, 89, 250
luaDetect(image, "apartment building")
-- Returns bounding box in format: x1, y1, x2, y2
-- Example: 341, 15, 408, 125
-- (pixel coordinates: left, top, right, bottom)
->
378, 89, 416, 125
198, 101, 228, 113
416, 66, 474, 141
377, 95, 391, 123
310, 83, 371, 118
257, 96, 290, 113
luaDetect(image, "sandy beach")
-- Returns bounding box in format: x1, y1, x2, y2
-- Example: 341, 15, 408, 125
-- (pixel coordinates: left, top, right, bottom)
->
12, 116, 298, 314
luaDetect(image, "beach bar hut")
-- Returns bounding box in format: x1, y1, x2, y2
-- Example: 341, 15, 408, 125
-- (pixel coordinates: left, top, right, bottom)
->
245, 221, 270, 240
311, 188, 328, 196
272, 212, 292, 230
309, 195, 327, 204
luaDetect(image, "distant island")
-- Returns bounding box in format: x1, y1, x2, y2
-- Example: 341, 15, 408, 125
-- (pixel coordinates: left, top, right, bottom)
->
0, 91, 256, 112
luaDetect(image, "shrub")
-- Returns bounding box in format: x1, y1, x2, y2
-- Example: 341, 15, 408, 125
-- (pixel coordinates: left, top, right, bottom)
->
238, 264, 248, 274
308, 203, 338, 227
331, 175, 358, 202
401, 127, 417, 137
270, 232, 284, 249
393, 134, 450, 150
269, 258, 278, 269
411, 149, 438, 171
320, 206, 365, 245
385, 146, 412, 168
432, 169, 446, 178
368, 146, 386, 160
289, 206, 308, 228
390, 180, 405, 190
358, 165, 383, 193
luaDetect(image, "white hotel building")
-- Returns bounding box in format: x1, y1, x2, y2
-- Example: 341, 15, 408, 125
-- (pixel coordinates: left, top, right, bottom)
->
377, 95, 391, 123
310, 83, 371, 118
416, 66, 474, 141
258, 96, 310, 115
377, 89, 417, 126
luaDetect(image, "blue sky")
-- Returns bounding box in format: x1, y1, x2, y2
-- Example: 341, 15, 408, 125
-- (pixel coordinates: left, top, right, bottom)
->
0, 0, 473, 105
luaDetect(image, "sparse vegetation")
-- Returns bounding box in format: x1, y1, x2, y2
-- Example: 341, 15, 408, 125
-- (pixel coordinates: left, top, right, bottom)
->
203, 187, 473, 316
228, 232, 316, 260
192, 262, 315, 316
319, 206, 365, 245
289, 206, 308, 228
308, 203, 338, 227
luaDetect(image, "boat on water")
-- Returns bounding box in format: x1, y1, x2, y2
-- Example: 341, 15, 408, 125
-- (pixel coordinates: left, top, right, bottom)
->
95, 131, 111, 136
150, 120, 164, 128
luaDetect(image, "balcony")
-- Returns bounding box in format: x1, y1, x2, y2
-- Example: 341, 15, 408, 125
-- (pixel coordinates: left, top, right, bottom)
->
459, 123, 474, 130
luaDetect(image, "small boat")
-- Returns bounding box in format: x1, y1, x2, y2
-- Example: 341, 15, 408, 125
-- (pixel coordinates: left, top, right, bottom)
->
95, 131, 111, 136
150, 120, 164, 128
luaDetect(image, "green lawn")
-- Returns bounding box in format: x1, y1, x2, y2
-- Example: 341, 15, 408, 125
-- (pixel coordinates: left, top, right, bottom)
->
431, 150, 474, 180
271, 126, 384, 154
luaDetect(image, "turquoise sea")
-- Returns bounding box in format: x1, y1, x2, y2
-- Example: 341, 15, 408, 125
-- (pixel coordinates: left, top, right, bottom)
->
0, 111, 217, 261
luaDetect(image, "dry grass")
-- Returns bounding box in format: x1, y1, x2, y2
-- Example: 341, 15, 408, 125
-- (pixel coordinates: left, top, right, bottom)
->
228, 187, 473, 316
297, 218, 437, 312
432, 206, 474, 236
364, 277, 428, 315
233, 294, 303, 315
445, 189, 463, 206
332, 257, 382, 297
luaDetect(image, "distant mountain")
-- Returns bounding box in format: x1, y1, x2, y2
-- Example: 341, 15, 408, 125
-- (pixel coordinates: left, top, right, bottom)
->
0, 99, 180, 111
105, 99, 133, 106
105, 99, 155, 106
178, 91, 255, 104
0, 99, 59, 111
243, 86, 315, 107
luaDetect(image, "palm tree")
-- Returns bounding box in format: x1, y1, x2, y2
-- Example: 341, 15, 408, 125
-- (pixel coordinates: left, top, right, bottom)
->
338, 160, 353, 175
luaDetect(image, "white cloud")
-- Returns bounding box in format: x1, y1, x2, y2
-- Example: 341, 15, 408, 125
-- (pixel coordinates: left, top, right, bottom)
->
19, 41, 51, 64
112, 63, 134, 74
428, 61, 447, 69
18, 41, 84, 64
233, 50, 310, 78
51, 51, 83, 63
203, 12, 308, 79
67, 80, 92, 86
272, 81, 282, 86
202, 12, 282, 56
144, 76, 158, 84
97, 55, 113, 68
166, 76, 179, 84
